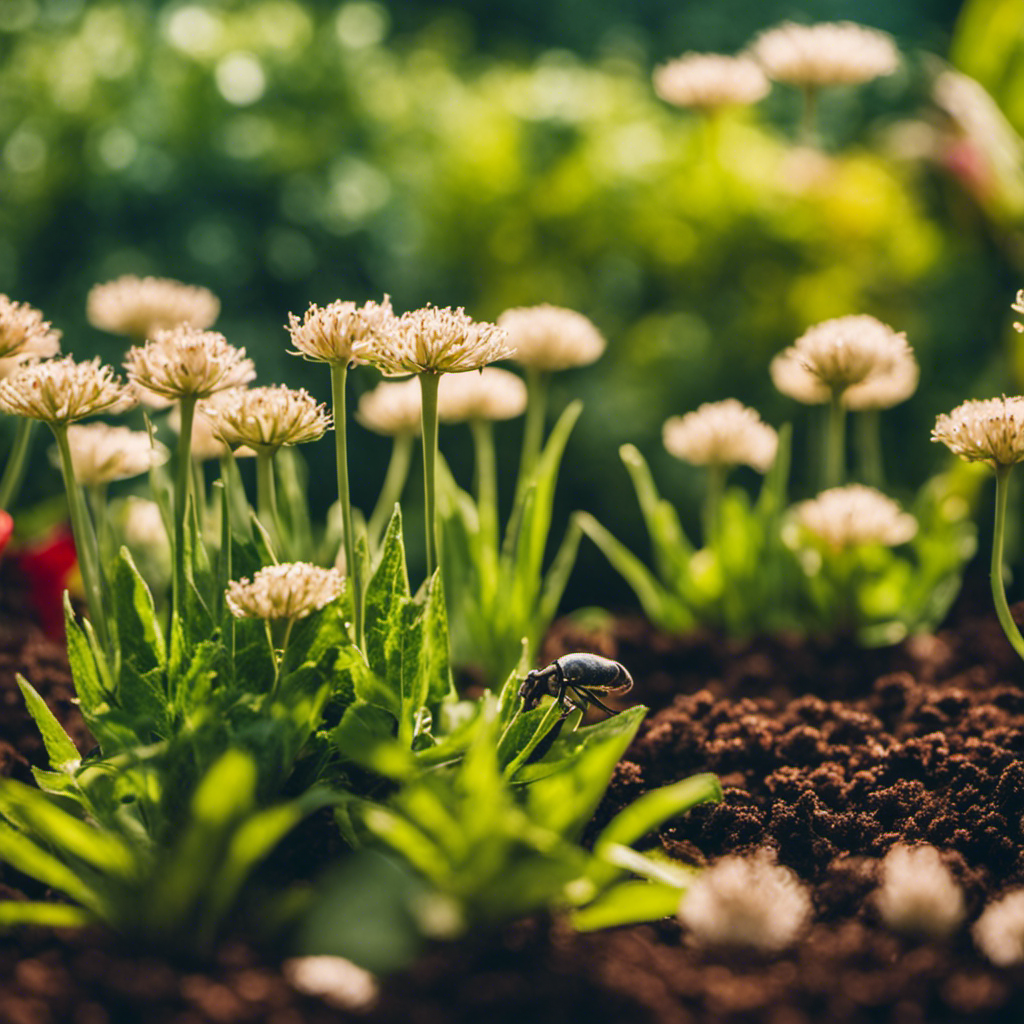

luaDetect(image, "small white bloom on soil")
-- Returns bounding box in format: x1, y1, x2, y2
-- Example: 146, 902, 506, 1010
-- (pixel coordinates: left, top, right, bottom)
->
124, 325, 256, 402
287, 296, 395, 366
498, 303, 605, 372
226, 562, 343, 621
875, 843, 965, 940
653, 53, 770, 110
750, 21, 899, 88
437, 366, 527, 423
64, 423, 168, 485
932, 396, 1024, 468
0, 295, 61, 362
87, 275, 220, 339
793, 484, 917, 549
0, 356, 136, 425
973, 890, 1024, 966
283, 956, 379, 1012
202, 384, 331, 453
678, 848, 812, 953
355, 378, 422, 436
663, 398, 778, 472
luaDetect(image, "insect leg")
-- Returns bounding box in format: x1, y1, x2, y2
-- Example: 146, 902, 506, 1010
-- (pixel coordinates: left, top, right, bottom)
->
571, 685, 620, 717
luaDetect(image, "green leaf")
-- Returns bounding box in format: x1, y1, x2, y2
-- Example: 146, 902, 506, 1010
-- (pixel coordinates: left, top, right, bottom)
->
112, 547, 166, 676
63, 594, 109, 722
364, 506, 411, 678
333, 701, 412, 778
0, 901, 96, 928
16, 676, 80, 772
417, 569, 452, 711
570, 880, 685, 931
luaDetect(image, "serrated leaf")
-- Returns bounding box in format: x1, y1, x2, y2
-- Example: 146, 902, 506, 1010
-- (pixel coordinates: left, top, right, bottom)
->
16, 676, 80, 772
112, 547, 165, 676
63, 594, 108, 720
364, 507, 411, 677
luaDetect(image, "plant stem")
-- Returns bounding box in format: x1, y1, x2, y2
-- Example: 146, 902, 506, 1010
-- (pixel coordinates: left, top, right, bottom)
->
256, 451, 284, 557
855, 409, 884, 488
52, 424, 109, 652
702, 463, 726, 550
800, 85, 819, 147
470, 418, 499, 555
516, 367, 548, 501
267, 616, 296, 702
366, 432, 414, 550
418, 371, 441, 578
191, 459, 206, 541
173, 396, 196, 627
331, 363, 363, 648
825, 393, 846, 489
991, 466, 1024, 661
0, 418, 34, 510
88, 484, 114, 569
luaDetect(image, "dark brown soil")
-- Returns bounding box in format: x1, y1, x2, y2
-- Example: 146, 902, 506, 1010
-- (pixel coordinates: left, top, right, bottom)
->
5, 583, 1024, 1022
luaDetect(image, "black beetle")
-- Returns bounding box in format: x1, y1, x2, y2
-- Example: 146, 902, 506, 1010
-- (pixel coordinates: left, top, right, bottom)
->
518, 653, 634, 717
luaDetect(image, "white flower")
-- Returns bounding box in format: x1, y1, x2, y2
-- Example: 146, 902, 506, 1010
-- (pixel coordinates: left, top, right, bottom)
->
973, 890, 1024, 967
169, 390, 257, 460
793, 484, 918, 548
0, 356, 136, 426
678, 849, 812, 952
364, 305, 512, 377
663, 399, 778, 472
438, 367, 527, 423
653, 53, 770, 110
750, 21, 899, 88
875, 844, 965, 940
122, 496, 168, 551
202, 385, 331, 453
124, 325, 256, 402
498, 304, 605, 372
287, 296, 395, 366
770, 348, 830, 405
87, 275, 220, 339
226, 562, 343, 620
0, 295, 61, 362
932, 396, 1024, 468
64, 424, 168, 485
283, 956, 379, 1013
355, 379, 422, 437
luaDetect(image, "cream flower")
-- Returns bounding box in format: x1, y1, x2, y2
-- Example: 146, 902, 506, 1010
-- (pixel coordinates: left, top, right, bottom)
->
770, 348, 830, 405
355, 379, 422, 437
653, 53, 770, 110
793, 484, 918, 548
437, 367, 528, 423
973, 890, 1024, 967
498, 304, 605, 372
0, 295, 62, 362
663, 399, 777, 473
87, 275, 220, 339
875, 844, 965, 940
122, 496, 169, 551
169, 390, 257, 460
287, 296, 395, 366
750, 21, 899, 88
226, 562, 343, 620
283, 956, 379, 1013
932, 396, 1024, 468
0, 356, 136, 426
364, 305, 511, 377
124, 325, 256, 402
678, 849, 812, 952
64, 424, 168, 485
203, 385, 331, 453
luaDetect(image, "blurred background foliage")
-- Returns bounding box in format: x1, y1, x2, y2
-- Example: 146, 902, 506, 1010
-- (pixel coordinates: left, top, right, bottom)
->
2, 0, 1024, 607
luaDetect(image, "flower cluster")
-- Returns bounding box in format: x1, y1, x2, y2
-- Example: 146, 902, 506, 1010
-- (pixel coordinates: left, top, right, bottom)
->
356, 379, 423, 437
203, 385, 332, 453
0, 356, 136, 426
653, 53, 770, 111
287, 297, 395, 366
437, 367, 527, 423
87, 275, 220, 339
226, 562, 343, 621
0, 295, 62, 363
65, 424, 168, 486
498, 304, 604, 372
793, 484, 917, 549
663, 399, 777, 473
932, 396, 1024, 468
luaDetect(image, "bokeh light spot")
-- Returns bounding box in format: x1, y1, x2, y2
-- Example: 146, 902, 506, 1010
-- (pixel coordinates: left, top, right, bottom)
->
334, 2, 388, 49
215, 52, 266, 106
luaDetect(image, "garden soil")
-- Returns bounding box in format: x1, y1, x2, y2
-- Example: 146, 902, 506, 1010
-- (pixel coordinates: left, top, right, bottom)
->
4, 574, 1024, 1022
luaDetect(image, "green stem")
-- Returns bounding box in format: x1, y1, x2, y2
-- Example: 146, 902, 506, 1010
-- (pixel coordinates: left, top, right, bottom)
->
418, 372, 441, 578
52, 424, 109, 652
800, 85, 819, 147
331, 363, 362, 648
825, 394, 846, 489
702, 463, 726, 550
0, 418, 34, 510
855, 409, 884, 489
992, 467, 1024, 661
367, 432, 414, 550
215, 467, 231, 624
256, 450, 284, 557
470, 418, 499, 555
191, 458, 206, 540
516, 368, 548, 502
173, 396, 196, 628
267, 616, 296, 702
88, 484, 114, 570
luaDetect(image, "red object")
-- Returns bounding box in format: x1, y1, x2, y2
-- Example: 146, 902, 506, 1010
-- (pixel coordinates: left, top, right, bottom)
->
0, 511, 12, 559
11, 527, 78, 638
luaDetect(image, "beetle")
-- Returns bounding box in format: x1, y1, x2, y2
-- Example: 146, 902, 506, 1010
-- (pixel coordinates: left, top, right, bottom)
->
518, 653, 634, 718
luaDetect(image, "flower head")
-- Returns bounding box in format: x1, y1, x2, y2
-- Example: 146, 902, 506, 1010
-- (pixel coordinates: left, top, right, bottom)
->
750, 21, 899, 88
87, 275, 220, 339
283, 957, 379, 1013
973, 890, 1024, 967
663, 399, 778, 473
202, 385, 331, 453
653, 53, 770, 110
0, 295, 61, 362
678, 849, 812, 952
64, 424, 168, 485
498, 304, 605, 372
355, 379, 422, 437
438, 367, 527, 423
171, 390, 257, 461
793, 484, 918, 548
124, 325, 256, 402
287, 296, 395, 366
0, 356, 136, 426
226, 562, 343, 621
122, 496, 169, 551
364, 305, 511, 377
875, 844, 965, 940
932, 396, 1024, 468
